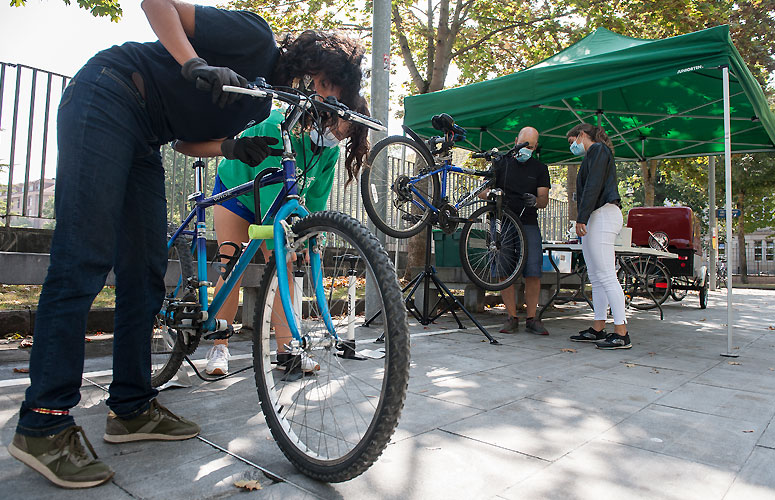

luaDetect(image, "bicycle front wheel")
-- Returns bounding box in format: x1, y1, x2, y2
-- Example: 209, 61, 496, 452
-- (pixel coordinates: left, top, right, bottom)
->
459, 205, 527, 291
362, 135, 440, 238
253, 211, 410, 482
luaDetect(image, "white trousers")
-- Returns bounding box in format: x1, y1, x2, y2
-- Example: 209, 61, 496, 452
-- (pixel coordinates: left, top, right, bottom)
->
582, 203, 627, 325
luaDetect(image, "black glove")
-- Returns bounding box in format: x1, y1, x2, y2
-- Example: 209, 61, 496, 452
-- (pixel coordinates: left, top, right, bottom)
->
522, 192, 537, 208
181, 57, 247, 108
221, 136, 283, 167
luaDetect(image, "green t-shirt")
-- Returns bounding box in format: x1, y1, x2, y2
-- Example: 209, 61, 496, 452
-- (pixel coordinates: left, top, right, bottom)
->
216, 109, 340, 221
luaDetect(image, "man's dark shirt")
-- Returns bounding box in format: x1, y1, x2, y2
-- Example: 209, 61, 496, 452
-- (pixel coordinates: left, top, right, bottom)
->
492, 154, 551, 226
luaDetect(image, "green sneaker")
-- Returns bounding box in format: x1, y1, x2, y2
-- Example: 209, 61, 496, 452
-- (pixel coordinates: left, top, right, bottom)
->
103, 399, 200, 443
8, 426, 114, 489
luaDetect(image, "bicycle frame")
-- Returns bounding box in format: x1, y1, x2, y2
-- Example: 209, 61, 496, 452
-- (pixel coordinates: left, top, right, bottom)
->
166, 108, 333, 345
407, 158, 492, 214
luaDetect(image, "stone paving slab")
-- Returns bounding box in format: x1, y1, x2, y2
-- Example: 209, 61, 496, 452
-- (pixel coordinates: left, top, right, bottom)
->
0, 288, 774, 499
723, 446, 775, 500
599, 404, 763, 472
497, 439, 737, 500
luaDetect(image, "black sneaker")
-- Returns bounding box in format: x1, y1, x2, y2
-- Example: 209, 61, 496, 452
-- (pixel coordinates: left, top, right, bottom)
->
569, 327, 607, 342
499, 316, 519, 333
596, 332, 632, 349
8, 426, 114, 489
525, 318, 549, 335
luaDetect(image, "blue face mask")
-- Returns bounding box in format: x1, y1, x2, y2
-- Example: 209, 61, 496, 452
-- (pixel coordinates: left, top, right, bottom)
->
516, 147, 533, 163
310, 128, 340, 148
569, 139, 585, 156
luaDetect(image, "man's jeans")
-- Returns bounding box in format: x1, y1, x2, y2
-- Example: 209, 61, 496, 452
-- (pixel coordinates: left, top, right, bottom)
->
17, 65, 167, 437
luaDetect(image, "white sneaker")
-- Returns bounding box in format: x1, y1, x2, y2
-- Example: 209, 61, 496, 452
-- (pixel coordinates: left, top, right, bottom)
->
278, 351, 320, 373
299, 351, 320, 373
205, 345, 230, 375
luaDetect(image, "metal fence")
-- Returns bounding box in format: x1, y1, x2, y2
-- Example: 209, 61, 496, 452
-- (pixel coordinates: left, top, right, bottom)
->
0, 63, 68, 228
721, 240, 775, 276
1, 61, 568, 263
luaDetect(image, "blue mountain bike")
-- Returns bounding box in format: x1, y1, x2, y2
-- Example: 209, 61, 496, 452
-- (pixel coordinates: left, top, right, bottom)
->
152, 81, 410, 482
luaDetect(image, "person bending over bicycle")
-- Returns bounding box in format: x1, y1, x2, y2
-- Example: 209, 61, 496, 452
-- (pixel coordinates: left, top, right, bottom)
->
9, 0, 371, 489
188, 94, 370, 376
479, 127, 551, 335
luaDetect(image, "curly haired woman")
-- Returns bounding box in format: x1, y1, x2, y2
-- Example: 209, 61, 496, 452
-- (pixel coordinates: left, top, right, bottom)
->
9, 0, 372, 488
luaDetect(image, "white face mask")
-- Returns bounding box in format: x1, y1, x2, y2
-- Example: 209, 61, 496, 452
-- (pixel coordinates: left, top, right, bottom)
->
310, 127, 340, 148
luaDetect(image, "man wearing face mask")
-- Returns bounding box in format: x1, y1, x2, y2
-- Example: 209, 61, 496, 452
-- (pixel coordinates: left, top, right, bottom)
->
481, 127, 551, 335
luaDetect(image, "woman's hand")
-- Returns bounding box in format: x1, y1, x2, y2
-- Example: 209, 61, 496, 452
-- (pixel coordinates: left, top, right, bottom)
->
576, 222, 587, 237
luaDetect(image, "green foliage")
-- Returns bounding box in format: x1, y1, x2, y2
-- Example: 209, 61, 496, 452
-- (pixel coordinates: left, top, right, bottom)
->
11, 0, 123, 21
579, 0, 775, 86
226, 0, 369, 35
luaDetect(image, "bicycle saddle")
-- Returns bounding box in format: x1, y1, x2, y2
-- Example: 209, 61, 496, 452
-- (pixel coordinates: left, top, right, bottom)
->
431, 113, 466, 141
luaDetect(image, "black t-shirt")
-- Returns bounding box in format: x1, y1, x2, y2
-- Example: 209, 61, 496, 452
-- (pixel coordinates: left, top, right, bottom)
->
88, 6, 278, 144
492, 155, 551, 226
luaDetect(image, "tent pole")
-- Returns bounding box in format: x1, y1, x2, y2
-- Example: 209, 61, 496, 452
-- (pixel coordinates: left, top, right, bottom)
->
721, 66, 737, 358
708, 156, 717, 290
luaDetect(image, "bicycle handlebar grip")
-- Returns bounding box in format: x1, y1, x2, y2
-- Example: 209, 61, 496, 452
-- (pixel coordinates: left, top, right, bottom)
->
248, 224, 274, 240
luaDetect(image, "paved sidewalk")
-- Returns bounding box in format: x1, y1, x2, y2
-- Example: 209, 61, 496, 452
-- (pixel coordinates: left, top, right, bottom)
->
1, 289, 774, 499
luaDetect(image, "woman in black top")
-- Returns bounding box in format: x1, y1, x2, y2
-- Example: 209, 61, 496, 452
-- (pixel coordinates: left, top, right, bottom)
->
9, 0, 371, 488
566, 123, 630, 350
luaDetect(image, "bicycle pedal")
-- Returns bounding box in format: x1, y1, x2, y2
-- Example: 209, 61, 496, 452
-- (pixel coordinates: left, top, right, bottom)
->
203, 324, 234, 341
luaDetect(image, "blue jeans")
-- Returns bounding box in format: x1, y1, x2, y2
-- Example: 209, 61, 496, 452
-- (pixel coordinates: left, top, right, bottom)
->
17, 65, 167, 437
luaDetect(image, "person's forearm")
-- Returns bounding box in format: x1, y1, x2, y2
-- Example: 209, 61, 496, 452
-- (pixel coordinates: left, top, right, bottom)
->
141, 0, 197, 65
536, 194, 549, 209
173, 140, 224, 157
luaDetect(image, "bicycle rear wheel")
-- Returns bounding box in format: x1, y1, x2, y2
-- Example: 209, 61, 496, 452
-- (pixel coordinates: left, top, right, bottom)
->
459, 205, 526, 291
151, 235, 196, 387
618, 257, 671, 310
362, 135, 440, 238
253, 211, 410, 482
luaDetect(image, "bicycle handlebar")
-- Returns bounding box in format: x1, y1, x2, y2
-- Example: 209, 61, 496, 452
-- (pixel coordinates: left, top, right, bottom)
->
221, 81, 387, 132
471, 142, 530, 161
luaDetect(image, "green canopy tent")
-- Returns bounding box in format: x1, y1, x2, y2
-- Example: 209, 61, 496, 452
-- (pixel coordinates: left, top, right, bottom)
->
403, 25, 775, 355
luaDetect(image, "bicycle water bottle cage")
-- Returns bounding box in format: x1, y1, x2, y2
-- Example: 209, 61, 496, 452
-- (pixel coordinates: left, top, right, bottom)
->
253, 167, 282, 223
212, 241, 243, 280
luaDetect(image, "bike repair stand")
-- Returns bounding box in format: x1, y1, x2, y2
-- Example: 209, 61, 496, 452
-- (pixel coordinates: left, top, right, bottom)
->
366, 224, 499, 345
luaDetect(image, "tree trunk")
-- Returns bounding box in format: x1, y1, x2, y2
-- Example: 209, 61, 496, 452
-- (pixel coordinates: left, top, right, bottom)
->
405, 230, 428, 279
736, 192, 748, 284
640, 159, 658, 207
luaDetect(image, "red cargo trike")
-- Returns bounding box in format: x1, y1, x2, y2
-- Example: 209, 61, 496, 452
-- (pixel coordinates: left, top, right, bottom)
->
626, 206, 709, 309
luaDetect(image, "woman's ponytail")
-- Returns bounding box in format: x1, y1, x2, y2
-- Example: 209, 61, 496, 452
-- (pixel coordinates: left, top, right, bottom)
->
566, 123, 615, 155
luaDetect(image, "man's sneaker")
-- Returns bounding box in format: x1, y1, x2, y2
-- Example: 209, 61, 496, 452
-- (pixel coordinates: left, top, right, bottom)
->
596, 332, 632, 349
570, 327, 608, 342
277, 352, 320, 373
205, 344, 230, 375
103, 399, 200, 443
525, 318, 549, 335
499, 316, 519, 333
8, 426, 114, 489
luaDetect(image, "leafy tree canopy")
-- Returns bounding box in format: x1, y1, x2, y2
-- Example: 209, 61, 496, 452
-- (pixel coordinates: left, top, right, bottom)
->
11, 0, 122, 22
